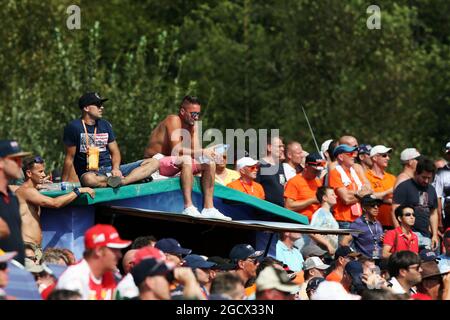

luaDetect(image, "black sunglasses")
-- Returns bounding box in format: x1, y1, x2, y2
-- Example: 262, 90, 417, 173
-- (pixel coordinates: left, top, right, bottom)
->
0, 262, 8, 270
403, 212, 415, 217
189, 112, 200, 118
26, 255, 38, 262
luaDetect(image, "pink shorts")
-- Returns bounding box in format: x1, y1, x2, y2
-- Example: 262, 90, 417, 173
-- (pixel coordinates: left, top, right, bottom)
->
158, 156, 202, 177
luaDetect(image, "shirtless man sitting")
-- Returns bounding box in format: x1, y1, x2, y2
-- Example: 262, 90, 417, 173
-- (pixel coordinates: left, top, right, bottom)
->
15, 156, 95, 260
144, 95, 230, 220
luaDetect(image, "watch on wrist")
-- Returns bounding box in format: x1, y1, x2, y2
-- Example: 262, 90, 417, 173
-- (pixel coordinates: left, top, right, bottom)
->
73, 187, 81, 197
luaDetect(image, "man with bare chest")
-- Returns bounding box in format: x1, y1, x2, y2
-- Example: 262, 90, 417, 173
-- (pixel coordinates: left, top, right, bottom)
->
144, 96, 230, 221
15, 156, 95, 261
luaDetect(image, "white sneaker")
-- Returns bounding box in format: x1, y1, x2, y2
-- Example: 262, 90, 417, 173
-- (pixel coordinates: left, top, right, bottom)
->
201, 208, 232, 221
182, 206, 202, 218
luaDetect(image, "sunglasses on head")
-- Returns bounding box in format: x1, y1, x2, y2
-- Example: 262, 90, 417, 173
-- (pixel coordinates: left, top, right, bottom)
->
32, 156, 44, 164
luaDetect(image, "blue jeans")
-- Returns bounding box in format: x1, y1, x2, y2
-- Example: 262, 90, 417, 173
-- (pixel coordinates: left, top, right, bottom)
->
98, 160, 144, 177
81, 160, 144, 180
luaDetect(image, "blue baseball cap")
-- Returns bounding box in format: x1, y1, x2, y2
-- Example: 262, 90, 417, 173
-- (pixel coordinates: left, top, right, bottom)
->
333, 144, 358, 157
358, 144, 372, 155
155, 238, 192, 256
229, 244, 263, 262
131, 258, 174, 287
184, 254, 217, 269
0, 140, 31, 158
419, 249, 440, 262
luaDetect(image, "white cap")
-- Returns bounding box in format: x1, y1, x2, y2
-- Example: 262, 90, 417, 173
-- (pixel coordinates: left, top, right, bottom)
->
256, 266, 300, 294
321, 139, 333, 154
400, 148, 421, 162
303, 256, 330, 270
236, 157, 259, 171
369, 145, 392, 157
311, 281, 361, 300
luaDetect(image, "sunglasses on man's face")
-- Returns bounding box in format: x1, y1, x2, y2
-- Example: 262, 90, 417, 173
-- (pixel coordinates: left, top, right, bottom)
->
378, 154, 390, 158
344, 152, 357, 157
189, 112, 201, 118
246, 258, 258, 265
403, 212, 415, 217
407, 264, 421, 271
246, 165, 259, 171
26, 255, 38, 262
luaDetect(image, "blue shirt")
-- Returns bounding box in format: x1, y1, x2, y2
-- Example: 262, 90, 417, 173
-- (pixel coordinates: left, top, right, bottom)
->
349, 215, 383, 259
63, 118, 116, 177
438, 254, 450, 274
275, 240, 304, 272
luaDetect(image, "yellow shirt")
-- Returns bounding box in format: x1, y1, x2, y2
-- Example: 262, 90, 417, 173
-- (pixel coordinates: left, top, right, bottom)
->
215, 168, 240, 185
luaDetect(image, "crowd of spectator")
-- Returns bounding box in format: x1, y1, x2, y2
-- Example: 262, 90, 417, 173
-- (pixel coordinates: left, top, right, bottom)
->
1, 92, 449, 300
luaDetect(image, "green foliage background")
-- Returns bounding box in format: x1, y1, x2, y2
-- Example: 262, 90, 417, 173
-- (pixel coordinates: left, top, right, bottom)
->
0, 0, 448, 174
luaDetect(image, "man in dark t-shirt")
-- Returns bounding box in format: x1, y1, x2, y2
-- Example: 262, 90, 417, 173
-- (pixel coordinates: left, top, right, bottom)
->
62, 92, 159, 188
0, 140, 30, 265
392, 158, 439, 250
256, 136, 286, 207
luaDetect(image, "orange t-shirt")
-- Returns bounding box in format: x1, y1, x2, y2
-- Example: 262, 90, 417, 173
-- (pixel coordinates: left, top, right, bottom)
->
365, 170, 396, 227
284, 174, 322, 221
325, 270, 343, 283
227, 179, 265, 200
328, 167, 364, 222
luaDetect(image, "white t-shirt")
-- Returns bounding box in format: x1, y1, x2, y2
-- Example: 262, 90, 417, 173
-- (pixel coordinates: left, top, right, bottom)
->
283, 163, 298, 181
388, 277, 416, 295
56, 259, 117, 300
115, 273, 139, 299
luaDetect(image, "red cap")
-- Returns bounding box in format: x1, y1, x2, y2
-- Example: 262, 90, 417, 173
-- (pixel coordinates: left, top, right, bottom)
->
133, 247, 166, 265
84, 224, 131, 250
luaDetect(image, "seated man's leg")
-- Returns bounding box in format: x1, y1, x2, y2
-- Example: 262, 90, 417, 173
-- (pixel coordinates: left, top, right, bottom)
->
197, 161, 231, 220
80, 172, 108, 188
178, 155, 195, 208
199, 161, 215, 209
121, 158, 160, 186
